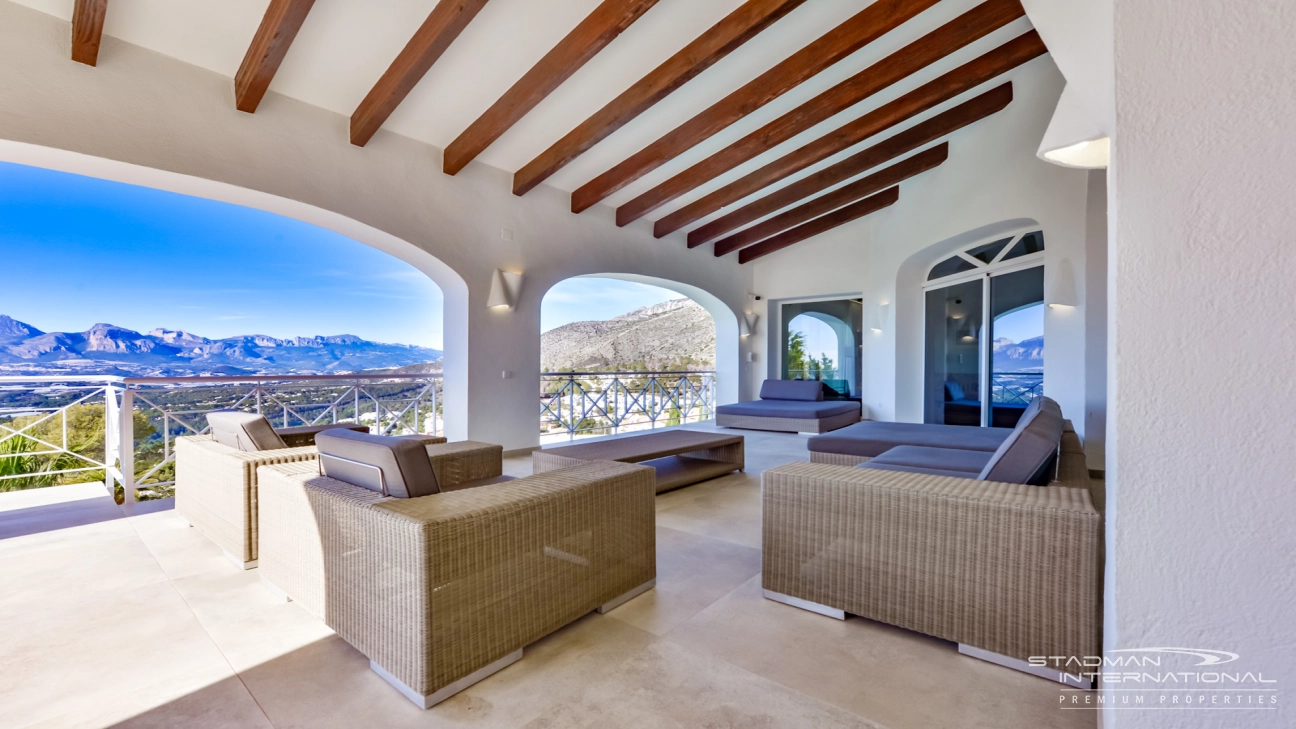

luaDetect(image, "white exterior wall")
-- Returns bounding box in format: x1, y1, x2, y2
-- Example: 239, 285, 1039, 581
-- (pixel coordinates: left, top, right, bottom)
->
1106, 1, 1296, 726
0, 2, 753, 451
750, 57, 1106, 461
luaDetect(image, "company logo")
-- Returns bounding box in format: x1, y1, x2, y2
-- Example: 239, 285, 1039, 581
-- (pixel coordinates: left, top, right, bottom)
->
1032, 647, 1280, 712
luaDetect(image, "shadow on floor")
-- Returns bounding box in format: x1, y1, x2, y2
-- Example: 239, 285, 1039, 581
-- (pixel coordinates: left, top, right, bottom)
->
0, 494, 124, 540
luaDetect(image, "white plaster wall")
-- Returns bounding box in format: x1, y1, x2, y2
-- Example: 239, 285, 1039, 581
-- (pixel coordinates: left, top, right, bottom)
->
750, 58, 1105, 450
0, 2, 753, 450
1106, 1, 1296, 726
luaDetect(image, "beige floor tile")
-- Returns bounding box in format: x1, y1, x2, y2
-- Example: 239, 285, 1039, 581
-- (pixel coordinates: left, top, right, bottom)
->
666, 576, 1096, 729
655, 474, 764, 549
128, 509, 239, 581
524, 640, 882, 729
240, 613, 657, 729
168, 567, 335, 673
603, 526, 760, 636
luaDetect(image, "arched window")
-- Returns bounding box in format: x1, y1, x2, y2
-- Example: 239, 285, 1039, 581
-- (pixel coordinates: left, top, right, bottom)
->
922, 230, 1045, 428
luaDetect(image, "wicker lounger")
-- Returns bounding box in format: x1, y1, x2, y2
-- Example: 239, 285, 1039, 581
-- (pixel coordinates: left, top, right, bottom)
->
533, 429, 743, 493
265, 457, 656, 708
763, 430, 1102, 684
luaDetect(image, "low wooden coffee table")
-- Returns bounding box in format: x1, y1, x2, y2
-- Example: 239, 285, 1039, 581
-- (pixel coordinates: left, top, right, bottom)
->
533, 429, 744, 494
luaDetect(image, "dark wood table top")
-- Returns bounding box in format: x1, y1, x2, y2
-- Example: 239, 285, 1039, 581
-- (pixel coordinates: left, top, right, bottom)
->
538, 429, 743, 463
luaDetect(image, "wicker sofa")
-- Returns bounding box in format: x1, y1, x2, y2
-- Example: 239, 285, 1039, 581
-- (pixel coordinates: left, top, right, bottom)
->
175, 411, 444, 569
764, 412, 1102, 684
717, 380, 861, 434
258, 430, 658, 709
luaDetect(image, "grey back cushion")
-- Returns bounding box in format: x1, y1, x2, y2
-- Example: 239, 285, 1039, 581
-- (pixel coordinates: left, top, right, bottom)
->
978, 397, 1064, 484
759, 379, 824, 402
206, 411, 287, 452
315, 428, 438, 499
944, 380, 965, 402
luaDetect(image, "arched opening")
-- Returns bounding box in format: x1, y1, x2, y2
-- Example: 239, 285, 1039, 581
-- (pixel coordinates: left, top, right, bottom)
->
783, 308, 860, 399
0, 140, 470, 442
538, 274, 737, 441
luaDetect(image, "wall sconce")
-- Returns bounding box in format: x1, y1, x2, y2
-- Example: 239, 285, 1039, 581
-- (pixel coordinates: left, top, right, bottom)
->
1037, 83, 1110, 169
740, 313, 758, 336
1047, 259, 1078, 309
487, 269, 523, 311
870, 303, 888, 333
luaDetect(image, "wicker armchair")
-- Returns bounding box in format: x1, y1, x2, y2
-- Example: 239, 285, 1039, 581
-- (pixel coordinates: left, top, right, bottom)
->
762, 429, 1101, 684
258, 453, 657, 708
257, 440, 509, 617
175, 431, 446, 568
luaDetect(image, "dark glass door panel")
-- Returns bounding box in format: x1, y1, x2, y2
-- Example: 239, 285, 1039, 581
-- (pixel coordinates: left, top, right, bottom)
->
924, 279, 983, 426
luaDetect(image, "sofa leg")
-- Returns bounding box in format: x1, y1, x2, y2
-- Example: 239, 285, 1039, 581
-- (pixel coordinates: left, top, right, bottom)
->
957, 644, 1091, 688
597, 579, 656, 614
223, 550, 257, 570
372, 649, 523, 709
762, 590, 845, 620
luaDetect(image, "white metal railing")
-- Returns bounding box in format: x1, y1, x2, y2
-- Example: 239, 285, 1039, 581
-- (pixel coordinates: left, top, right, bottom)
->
0, 374, 442, 503
540, 371, 716, 442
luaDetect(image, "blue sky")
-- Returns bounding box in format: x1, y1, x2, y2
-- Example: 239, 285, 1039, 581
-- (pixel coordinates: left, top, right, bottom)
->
541, 277, 678, 333
0, 162, 451, 347
0, 162, 690, 349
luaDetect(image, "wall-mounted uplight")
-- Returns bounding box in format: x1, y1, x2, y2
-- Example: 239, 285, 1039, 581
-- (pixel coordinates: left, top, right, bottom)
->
869, 303, 888, 333
740, 313, 758, 336
1037, 83, 1110, 169
1047, 259, 1078, 309
487, 269, 523, 311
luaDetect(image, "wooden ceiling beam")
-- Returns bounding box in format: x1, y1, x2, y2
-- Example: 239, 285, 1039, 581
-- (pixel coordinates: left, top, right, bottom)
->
71, 0, 108, 67
688, 83, 1012, 247
570, 0, 941, 214
511, 0, 807, 197
235, 0, 317, 113
617, 0, 1024, 225
653, 30, 1046, 238
443, 0, 660, 176
713, 143, 946, 256
350, 0, 491, 146
738, 187, 900, 263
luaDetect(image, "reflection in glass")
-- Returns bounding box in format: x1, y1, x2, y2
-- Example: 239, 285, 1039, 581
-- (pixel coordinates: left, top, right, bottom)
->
781, 300, 862, 399
924, 279, 983, 425
989, 267, 1045, 427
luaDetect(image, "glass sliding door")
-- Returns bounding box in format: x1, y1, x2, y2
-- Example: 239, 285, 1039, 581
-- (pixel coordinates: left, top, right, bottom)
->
989, 267, 1045, 427
923, 280, 984, 425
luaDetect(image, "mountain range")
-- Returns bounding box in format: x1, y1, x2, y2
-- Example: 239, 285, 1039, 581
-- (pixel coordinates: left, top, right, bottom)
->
0, 315, 441, 377
541, 299, 715, 372
992, 335, 1044, 371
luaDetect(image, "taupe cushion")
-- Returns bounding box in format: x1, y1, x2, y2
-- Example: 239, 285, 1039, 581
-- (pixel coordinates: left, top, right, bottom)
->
315, 429, 438, 499
206, 411, 287, 452
978, 397, 1064, 485
759, 379, 824, 401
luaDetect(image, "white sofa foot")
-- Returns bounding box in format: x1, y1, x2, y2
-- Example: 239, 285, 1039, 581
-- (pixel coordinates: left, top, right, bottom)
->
762, 589, 846, 620
958, 644, 1091, 687
372, 649, 523, 709
223, 550, 257, 570
597, 579, 655, 614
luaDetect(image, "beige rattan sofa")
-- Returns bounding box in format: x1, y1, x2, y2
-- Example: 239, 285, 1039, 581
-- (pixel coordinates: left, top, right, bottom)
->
175, 411, 444, 568
762, 425, 1102, 685
257, 432, 657, 709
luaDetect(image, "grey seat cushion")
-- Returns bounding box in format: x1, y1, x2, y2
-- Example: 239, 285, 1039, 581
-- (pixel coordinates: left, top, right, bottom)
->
857, 461, 990, 479
759, 380, 824, 401
978, 397, 1064, 484
206, 411, 287, 452
716, 400, 860, 419
315, 429, 438, 499
865, 445, 992, 474
808, 421, 1012, 458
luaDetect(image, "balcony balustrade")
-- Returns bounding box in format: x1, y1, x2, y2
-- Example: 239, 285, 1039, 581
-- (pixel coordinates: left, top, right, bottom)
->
540, 371, 716, 442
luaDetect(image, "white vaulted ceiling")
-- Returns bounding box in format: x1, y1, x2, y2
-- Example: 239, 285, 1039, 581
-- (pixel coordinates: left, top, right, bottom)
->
12, 0, 1047, 254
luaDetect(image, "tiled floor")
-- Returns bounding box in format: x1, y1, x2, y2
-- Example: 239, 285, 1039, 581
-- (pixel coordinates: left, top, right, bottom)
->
0, 424, 1095, 729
